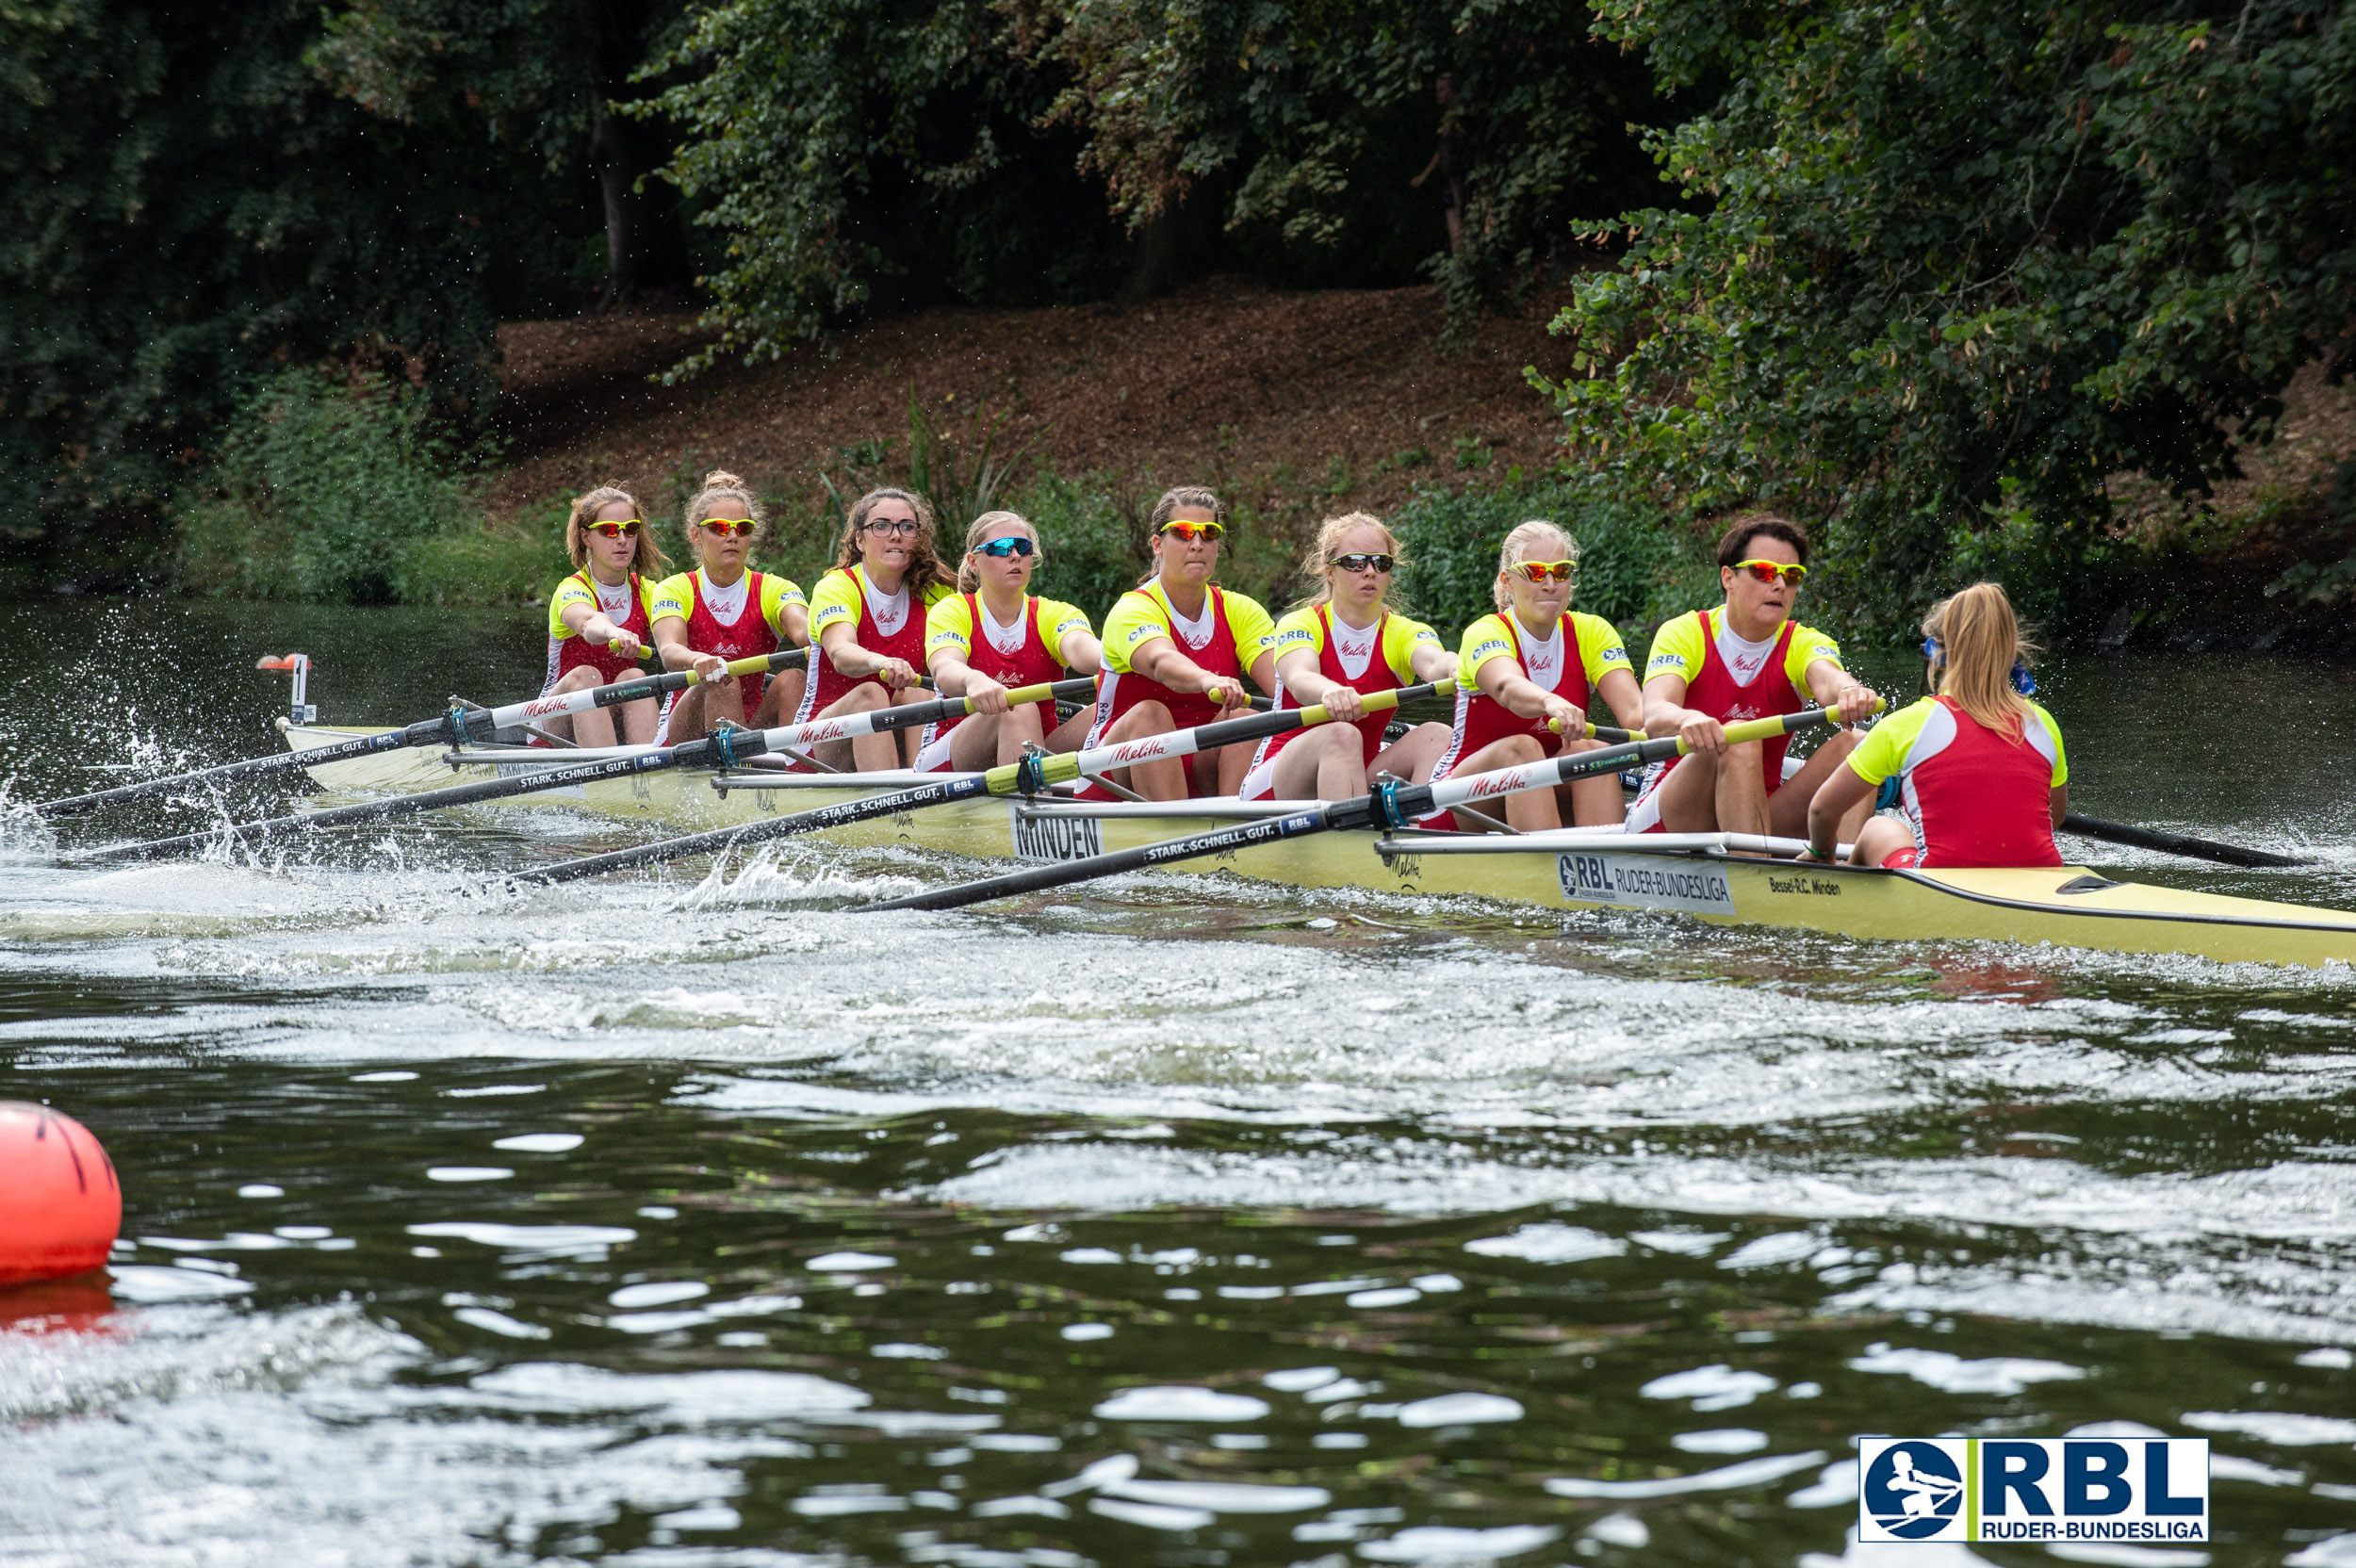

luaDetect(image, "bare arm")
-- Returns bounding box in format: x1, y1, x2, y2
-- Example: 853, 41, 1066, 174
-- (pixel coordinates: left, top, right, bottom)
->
1130, 635, 1252, 715
653, 616, 726, 680
821, 622, 921, 690
1643, 671, 1728, 755
1804, 658, 1881, 726
1595, 667, 1646, 734
1479, 655, 1585, 735
1409, 643, 1457, 684
1807, 764, 1875, 858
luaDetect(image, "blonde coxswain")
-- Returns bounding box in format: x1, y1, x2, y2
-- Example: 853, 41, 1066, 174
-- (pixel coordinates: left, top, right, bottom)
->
1806, 581, 2068, 868
649, 470, 810, 744
794, 488, 958, 771
1084, 486, 1278, 799
1238, 512, 1456, 801
915, 511, 1102, 771
538, 485, 666, 746
1631, 513, 1879, 841
1424, 520, 1649, 830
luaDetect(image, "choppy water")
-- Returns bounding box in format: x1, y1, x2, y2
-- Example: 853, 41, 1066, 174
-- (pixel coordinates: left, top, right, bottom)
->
3, 601, 2356, 1568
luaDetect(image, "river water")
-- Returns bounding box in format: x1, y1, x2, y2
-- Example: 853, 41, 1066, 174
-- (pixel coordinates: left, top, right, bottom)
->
2, 601, 2354, 1568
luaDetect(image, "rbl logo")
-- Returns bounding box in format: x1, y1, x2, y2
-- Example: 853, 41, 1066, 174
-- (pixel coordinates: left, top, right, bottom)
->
1858, 1438, 2208, 1544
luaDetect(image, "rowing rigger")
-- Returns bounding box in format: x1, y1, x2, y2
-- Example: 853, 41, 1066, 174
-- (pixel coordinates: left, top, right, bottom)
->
84, 674, 1095, 863
33, 648, 810, 822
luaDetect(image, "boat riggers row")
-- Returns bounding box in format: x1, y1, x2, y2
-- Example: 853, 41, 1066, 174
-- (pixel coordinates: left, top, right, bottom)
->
33, 647, 808, 821
509, 679, 1456, 887
864, 707, 1858, 912
82, 673, 1095, 865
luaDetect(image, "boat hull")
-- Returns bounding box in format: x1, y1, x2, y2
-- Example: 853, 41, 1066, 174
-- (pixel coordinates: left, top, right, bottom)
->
284, 726, 2356, 968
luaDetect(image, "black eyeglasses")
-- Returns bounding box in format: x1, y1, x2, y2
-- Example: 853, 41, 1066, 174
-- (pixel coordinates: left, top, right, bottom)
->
1333, 552, 1395, 574
975, 537, 1036, 559
862, 518, 922, 537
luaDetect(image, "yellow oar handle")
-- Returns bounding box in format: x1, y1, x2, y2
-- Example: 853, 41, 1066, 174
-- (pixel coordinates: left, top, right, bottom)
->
1546, 717, 1647, 741
1677, 699, 1885, 754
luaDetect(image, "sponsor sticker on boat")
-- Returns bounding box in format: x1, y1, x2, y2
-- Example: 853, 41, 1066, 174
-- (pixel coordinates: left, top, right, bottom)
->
1555, 853, 1737, 915
1857, 1437, 2208, 1544
1009, 805, 1105, 863
490, 763, 586, 799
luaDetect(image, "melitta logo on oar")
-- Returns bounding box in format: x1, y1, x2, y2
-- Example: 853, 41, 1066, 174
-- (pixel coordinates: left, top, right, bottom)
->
1858, 1438, 2208, 1544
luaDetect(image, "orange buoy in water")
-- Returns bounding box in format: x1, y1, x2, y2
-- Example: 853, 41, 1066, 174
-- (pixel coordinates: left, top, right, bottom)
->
0, 1102, 122, 1285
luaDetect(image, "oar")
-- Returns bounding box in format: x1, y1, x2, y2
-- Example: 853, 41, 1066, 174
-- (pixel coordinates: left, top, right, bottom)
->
81, 676, 1096, 864
864, 707, 1855, 913
34, 649, 809, 821
508, 679, 1456, 888
2060, 813, 2311, 869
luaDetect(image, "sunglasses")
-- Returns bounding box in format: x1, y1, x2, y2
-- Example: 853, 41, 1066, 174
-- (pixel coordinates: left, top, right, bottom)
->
1510, 559, 1577, 583
584, 519, 643, 539
699, 518, 756, 537
1333, 551, 1394, 574
1732, 558, 1808, 585
1158, 520, 1225, 544
974, 536, 1037, 559
862, 517, 922, 537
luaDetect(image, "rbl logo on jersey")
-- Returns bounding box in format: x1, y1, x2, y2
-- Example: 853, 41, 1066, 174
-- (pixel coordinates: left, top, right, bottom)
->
1858, 1438, 2208, 1544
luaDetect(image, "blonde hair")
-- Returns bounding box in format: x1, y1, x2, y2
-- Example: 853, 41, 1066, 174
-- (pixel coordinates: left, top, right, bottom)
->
957, 510, 1042, 594
833, 486, 957, 590
1294, 511, 1409, 612
1492, 519, 1578, 612
1923, 581, 2037, 736
565, 485, 668, 576
683, 469, 765, 549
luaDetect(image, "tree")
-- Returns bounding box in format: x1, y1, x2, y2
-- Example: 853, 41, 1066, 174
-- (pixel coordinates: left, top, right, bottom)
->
1543, 0, 2356, 633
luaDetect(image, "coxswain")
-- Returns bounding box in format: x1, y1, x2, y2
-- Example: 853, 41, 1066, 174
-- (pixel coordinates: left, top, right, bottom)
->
649, 470, 810, 744
1425, 520, 1648, 830
540, 485, 667, 746
1239, 513, 1455, 801
794, 487, 958, 771
1804, 581, 2067, 867
1085, 486, 1278, 798
915, 511, 1102, 771
1629, 513, 1880, 840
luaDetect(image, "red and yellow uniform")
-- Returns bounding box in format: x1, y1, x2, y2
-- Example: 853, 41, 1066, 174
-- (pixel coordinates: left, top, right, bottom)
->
650, 569, 805, 711
1846, 695, 2068, 867
1086, 579, 1276, 744
1429, 610, 1630, 781
1240, 605, 1441, 800
542, 570, 657, 694
1629, 607, 1844, 829
795, 566, 956, 725
913, 594, 1094, 773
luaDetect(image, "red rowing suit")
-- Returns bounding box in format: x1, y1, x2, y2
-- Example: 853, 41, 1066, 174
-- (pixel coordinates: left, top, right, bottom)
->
795, 565, 937, 725
1648, 611, 1803, 801
1088, 586, 1247, 740
678, 570, 783, 710
1428, 612, 1592, 782
925, 595, 1072, 752
1252, 607, 1399, 774
546, 570, 654, 690
1883, 696, 2065, 868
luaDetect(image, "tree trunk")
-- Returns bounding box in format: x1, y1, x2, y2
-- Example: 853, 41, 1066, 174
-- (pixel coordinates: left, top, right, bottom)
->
581, 0, 692, 311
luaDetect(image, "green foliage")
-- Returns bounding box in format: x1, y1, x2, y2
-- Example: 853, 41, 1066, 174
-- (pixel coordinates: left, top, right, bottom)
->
2269, 459, 2356, 605
0, 0, 588, 580
1391, 476, 1712, 634
178, 369, 559, 606
1543, 0, 2356, 638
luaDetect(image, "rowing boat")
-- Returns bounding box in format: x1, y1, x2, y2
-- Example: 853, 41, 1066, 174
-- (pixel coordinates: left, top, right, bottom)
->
279, 720, 2356, 967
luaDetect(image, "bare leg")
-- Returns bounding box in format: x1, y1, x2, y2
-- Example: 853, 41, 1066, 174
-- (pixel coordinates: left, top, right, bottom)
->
1045, 706, 1094, 754
892, 686, 936, 768
1850, 815, 1914, 867
1207, 740, 1257, 798
1095, 700, 1186, 799
1768, 730, 1866, 841
1369, 721, 1451, 785
1441, 734, 1557, 832
615, 695, 659, 745
753, 666, 806, 730
1269, 723, 1365, 802
545, 666, 611, 746
1556, 735, 1627, 826
806, 682, 894, 773
663, 677, 747, 744
949, 702, 1050, 772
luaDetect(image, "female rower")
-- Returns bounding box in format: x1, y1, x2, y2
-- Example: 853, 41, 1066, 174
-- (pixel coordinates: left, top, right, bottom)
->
915, 511, 1102, 771
1239, 513, 1455, 801
540, 486, 668, 746
794, 487, 958, 771
1804, 581, 2067, 868
1085, 485, 1278, 798
1426, 520, 1649, 830
650, 470, 810, 743
1631, 513, 1880, 840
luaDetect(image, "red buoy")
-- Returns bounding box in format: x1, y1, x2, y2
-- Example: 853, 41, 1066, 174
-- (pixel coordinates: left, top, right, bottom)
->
0, 1102, 122, 1286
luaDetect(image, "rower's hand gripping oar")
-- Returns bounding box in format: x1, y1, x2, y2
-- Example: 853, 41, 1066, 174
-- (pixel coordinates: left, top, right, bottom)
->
33, 648, 809, 822
508, 679, 1455, 888
863, 705, 1860, 913
81, 673, 1089, 864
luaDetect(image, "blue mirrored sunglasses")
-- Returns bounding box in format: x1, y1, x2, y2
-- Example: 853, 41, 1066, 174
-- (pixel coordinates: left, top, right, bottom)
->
975, 536, 1037, 559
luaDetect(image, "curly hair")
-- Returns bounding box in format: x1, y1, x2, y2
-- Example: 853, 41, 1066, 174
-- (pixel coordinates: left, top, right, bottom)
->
830, 487, 957, 590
